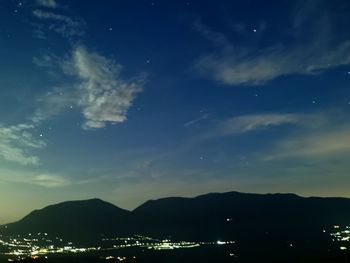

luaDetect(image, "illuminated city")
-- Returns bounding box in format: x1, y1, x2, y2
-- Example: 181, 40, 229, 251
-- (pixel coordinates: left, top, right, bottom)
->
0, 232, 235, 262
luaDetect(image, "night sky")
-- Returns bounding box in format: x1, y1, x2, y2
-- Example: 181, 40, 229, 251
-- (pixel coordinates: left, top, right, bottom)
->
0, 0, 350, 223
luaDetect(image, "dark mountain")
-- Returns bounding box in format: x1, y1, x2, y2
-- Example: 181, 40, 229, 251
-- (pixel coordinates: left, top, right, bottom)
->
3, 191, 350, 242
133, 191, 350, 262
2, 198, 133, 242
134, 191, 350, 240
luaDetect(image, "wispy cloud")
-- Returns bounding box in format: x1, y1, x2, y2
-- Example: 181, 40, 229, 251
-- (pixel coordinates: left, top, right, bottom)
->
32, 174, 71, 188
0, 124, 45, 165
265, 126, 350, 160
32, 9, 85, 37
37, 0, 58, 8
205, 113, 310, 138
184, 113, 210, 127
31, 87, 77, 123
31, 1, 145, 130
2, 1, 146, 169
194, 1, 350, 86
0, 87, 75, 166
0, 167, 72, 188
195, 42, 350, 86
192, 20, 232, 49
204, 111, 350, 161
31, 46, 146, 129
62, 46, 145, 129
32, 52, 61, 69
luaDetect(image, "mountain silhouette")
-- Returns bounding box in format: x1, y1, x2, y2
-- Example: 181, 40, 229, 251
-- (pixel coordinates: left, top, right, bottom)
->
3, 191, 350, 242
133, 191, 350, 240
2, 198, 132, 242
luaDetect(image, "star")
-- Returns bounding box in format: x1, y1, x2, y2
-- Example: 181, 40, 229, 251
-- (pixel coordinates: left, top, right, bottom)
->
146, 59, 151, 64
39, 133, 43, 137
199, 156, 204, 160
253, 29, 257, 33
108, 27, 113, 31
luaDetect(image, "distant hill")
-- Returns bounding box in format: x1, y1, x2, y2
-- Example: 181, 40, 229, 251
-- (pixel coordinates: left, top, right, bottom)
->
2, 198, 133, 242
3, 191, 350, 242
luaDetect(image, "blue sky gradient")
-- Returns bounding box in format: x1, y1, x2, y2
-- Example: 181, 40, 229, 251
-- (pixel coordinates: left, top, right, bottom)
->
0, 0, 350, 223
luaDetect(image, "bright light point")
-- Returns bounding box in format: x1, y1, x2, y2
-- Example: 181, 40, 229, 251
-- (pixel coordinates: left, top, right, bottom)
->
340, 246, 347, 250
253, 29, 257, 32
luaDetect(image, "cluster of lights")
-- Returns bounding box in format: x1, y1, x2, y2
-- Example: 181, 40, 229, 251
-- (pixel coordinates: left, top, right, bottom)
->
102, 236, 235, 251
105, 255, 134, 261
330, 225, 350, 242
329, 225, 350, 251
0, 233, 97, 261
0, 232, 236, 260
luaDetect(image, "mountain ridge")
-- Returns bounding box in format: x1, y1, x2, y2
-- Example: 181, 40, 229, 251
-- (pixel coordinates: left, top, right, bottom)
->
3, 190, 350, 242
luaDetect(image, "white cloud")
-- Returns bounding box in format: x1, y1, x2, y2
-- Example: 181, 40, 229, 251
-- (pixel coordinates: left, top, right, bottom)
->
32, 174, 71, 188
206, 113, 305, 138
0, 124, 45, 165
37, 0, 58, 8
63, 46, 145, 129
31, 46, 145, 129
